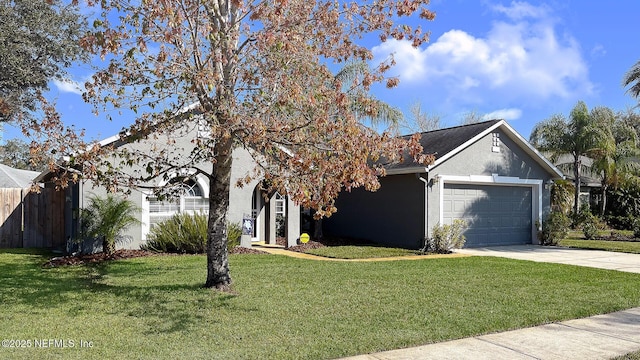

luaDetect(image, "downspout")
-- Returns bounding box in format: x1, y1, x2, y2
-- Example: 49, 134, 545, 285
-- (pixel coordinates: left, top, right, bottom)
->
417, 173, 429, 247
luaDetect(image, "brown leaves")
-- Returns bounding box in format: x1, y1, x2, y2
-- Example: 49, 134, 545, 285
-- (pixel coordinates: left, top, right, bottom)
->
36, 0, 438, 216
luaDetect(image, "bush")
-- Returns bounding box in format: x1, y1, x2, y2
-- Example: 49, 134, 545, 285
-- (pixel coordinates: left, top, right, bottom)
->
227, 222, 242, 249
632, 218, 640, 239
422, 220, 467, 254
605, 215, 635, 230
578, 209, 605, 240
537, 212, 570, 246
571, 204, 592, 229
581, 215, 605, 240
142, 212, 241, 253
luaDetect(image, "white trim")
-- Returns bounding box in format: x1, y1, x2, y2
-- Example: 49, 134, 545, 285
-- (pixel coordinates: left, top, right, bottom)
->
438, 174, 542, 244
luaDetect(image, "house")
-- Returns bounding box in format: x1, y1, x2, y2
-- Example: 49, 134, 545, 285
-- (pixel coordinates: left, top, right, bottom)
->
324, 120, 564, 248
35, 119, 301, 254
553, 154, 602, 210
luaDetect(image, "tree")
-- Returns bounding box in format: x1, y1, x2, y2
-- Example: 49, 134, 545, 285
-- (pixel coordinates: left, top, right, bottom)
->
80, 194, 141, 256
0, 138, 43, 171
460, 110, 484, 125
0, 0, 87, 122
590, 109, 640, 214
40, 0, 436, 290
530, 101, 609, 214
623, 60, 640, 101
399, 100, 442, 133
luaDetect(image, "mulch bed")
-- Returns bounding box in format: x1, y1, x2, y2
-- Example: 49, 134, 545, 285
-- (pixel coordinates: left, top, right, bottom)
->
42, 235, 363, 268
229, 247, 269, 255
286, 236, 375, 253
593, 232, 640, 242
43, 249, 155, 268
43, 247, 270, 268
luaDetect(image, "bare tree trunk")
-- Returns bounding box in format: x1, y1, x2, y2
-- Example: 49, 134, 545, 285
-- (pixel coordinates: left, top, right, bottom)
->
103, 237, 115, 256
205, 137, 233, 290
573, 155, 581, 214
601, 183, 608, 215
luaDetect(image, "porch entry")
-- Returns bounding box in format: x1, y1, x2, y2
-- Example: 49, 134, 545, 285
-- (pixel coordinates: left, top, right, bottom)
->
249, 185, 300, 247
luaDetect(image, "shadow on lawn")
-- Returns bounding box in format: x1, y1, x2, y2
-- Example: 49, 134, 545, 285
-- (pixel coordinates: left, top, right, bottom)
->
0, 250, 238, 334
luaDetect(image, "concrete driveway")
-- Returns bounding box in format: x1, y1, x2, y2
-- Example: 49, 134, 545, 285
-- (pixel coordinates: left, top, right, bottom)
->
456, 245, 640, 273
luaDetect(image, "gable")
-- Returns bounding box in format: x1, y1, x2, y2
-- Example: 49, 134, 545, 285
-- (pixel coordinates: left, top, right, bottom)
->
386, 120, 563, 179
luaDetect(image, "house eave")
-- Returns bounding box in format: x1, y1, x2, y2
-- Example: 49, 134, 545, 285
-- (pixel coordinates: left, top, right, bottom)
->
385, 167, 429, 175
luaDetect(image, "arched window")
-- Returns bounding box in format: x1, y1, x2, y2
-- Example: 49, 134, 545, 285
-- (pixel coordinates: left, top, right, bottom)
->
147, 177, 208, 228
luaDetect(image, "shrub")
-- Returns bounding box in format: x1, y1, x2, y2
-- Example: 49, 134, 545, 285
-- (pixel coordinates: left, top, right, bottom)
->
537, 212, 570, 246
142, 212, 241, 253
605, 215, 635, 230
227, 222, 242, 249
581, 214, 605, 240
570, 204, 592, 229
78, 194, 140, 255
423, 220, 467, 254
632, 218, 640, 239
578, 208, 605, 240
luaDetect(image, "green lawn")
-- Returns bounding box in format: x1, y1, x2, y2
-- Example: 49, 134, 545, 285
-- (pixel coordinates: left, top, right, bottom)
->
3, 249, 640, 359
559, 230, 640, 254
304, 245, 421, 259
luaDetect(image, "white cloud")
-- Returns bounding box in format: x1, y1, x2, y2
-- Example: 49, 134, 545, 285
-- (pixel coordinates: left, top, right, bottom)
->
372, 40, 427, 82
372, 2, 593, 104
482, 108, 522, 120
491, 1, 549, 20
53, 78, 84, 95
591, 44, 606, 58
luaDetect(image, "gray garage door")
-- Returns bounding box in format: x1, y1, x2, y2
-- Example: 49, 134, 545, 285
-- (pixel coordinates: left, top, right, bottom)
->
442, 183, 532, 247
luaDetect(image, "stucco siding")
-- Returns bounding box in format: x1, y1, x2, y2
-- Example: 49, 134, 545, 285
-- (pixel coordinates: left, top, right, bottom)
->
324, 174, 425, 249
76, 123, 259, 251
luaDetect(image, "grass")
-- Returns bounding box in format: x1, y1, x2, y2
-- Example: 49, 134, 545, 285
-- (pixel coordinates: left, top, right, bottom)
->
304, 245, 421, 259
613, 350, 640, 360
3, 249, 640, 359
559, 230, 640, 254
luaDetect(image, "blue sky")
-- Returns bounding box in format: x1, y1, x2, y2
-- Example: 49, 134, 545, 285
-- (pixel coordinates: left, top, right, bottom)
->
9, 0, 640, 143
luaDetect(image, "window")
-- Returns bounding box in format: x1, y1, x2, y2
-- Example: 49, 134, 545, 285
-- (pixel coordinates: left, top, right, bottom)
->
147, 178, 208, 228
491, 132, 501, 152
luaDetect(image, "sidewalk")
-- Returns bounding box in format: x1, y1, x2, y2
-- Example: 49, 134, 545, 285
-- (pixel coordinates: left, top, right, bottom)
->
341, 307, 640, 360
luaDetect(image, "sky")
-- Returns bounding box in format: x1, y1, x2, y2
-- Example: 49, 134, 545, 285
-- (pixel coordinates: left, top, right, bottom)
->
7, 0, 640, 143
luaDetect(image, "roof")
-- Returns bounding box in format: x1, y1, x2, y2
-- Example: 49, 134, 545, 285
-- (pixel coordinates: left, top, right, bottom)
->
0, 164, 40, 188
386, 120, 564, 178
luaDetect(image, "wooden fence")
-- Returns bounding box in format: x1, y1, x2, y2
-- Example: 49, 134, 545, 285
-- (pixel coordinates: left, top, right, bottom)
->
0, 188, 65, 248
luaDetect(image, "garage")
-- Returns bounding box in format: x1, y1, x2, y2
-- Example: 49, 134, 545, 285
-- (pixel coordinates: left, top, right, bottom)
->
442, 183, 533, 247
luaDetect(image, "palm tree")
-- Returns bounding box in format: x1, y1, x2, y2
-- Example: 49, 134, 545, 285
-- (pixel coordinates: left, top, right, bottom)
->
623, 60, 640, 100
591, 115, 640, 214
334, 61, 403, 129
530, 101, 610, 214
80, 194, 141, 255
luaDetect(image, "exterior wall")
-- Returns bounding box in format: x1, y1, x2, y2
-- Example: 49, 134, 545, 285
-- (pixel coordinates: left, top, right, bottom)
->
74, 123, 266, 251
325, 127, 556, 249
324, 174, 425, 249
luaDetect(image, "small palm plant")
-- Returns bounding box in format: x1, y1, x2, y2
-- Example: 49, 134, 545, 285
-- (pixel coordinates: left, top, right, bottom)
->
79, 194, 141, 255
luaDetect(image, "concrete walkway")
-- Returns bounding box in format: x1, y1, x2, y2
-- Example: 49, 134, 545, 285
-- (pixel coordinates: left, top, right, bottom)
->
343, 307, 640, 360
456, 245, 640, 273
